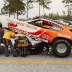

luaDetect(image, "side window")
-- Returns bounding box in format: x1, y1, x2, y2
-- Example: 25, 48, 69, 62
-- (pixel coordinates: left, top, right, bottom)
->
34, 21, 43, 27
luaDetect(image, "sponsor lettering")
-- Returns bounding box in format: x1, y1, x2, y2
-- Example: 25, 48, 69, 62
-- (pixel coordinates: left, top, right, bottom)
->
58, 34, 71, 38
16, 22, 37, 30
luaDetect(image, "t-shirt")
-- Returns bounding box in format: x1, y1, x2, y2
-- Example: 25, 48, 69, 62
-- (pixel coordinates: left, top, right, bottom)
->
3, 31, 16, 40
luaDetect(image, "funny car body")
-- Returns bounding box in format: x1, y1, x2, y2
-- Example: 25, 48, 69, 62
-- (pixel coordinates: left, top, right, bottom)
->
8, 18, 72, 57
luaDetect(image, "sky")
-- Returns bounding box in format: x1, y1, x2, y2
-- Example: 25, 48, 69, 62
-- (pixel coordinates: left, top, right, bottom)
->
48, 0, 67, 14
0, 0, 4, 11
0, 0, 68, 18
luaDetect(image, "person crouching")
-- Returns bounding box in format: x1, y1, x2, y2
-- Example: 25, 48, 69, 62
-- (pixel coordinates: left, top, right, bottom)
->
3, 28, 17, 57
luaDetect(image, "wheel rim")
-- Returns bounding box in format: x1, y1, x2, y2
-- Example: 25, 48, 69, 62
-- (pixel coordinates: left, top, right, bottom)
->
56, 43, 67, 53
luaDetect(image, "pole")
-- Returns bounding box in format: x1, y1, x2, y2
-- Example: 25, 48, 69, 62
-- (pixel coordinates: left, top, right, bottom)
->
43, 6, 45, 16
27, 0, 28, 19
39, 0, 40, 17
67, 1, 70, 20
68, 1, 69, 16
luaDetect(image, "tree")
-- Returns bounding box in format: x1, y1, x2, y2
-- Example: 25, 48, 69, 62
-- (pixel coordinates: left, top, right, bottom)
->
62, 0, 72, 16
2, 0, 26, 19
26, 0, 33, 19
35, 0, 52, 17
12, 0, 26, 19
39, 0, 52, 16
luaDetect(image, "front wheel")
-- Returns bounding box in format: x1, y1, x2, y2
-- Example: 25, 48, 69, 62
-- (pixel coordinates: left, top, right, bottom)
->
52, 39, 71, 57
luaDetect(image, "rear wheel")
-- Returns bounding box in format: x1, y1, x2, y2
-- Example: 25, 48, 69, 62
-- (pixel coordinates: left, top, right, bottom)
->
52, 39, 71, 57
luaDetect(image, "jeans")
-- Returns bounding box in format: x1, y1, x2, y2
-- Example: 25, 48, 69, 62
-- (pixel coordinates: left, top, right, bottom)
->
2, 38, 14, 57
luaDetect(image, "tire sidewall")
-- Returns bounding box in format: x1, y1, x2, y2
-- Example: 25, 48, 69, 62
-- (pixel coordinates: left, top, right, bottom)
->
52, 39, 71, 57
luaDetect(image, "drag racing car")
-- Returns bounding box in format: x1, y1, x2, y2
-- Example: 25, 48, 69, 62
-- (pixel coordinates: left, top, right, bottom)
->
8, 18, 72, 57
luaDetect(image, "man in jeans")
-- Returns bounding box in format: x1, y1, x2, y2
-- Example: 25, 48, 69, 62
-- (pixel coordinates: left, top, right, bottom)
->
3, 28, 17, 57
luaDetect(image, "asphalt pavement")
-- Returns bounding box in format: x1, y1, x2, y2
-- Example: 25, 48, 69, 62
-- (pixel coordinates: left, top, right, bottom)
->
0, 51, 72, 72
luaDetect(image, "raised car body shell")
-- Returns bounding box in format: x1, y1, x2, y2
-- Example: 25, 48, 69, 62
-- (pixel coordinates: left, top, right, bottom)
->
8, 19, 72, 44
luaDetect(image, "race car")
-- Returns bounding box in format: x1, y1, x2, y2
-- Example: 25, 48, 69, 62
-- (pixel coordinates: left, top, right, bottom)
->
8, 18, 72, 57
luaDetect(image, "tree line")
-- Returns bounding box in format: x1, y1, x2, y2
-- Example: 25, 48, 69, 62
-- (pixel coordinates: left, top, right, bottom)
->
1, 0, 72, 20
1, 0, 51, 19
44, 13, 72, 21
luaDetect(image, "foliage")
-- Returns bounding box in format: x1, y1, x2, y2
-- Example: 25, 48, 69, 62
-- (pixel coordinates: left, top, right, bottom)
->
43, 13, 72, 21
35, 0, 52, 9
62, 0, 72, 3
2, 0, 26, 18
62, 0, 72, 16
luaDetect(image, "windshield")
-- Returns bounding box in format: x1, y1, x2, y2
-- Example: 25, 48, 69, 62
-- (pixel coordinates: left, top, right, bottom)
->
53, 20, 72, 27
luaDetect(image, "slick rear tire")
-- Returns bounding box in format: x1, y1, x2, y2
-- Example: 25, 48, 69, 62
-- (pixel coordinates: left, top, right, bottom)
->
52, 39, 71, 57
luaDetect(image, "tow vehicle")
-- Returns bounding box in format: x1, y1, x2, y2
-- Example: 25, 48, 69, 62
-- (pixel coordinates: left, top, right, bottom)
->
8, 18, 72, 57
